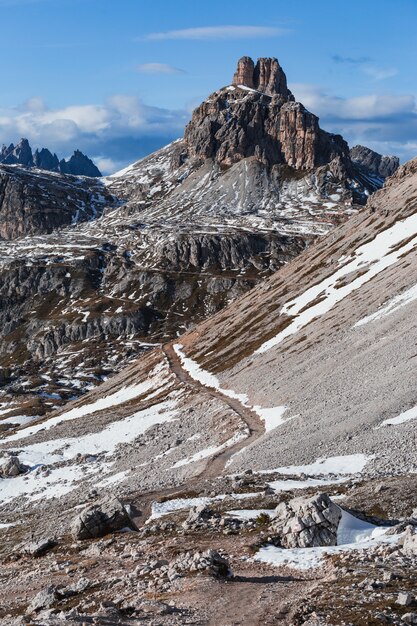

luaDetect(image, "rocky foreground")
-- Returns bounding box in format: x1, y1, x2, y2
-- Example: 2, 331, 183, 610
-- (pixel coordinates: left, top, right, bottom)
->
1, 473, 417, 625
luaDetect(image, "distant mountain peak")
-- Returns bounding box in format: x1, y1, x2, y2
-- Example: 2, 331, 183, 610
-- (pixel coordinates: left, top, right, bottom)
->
0, 138, 101, 177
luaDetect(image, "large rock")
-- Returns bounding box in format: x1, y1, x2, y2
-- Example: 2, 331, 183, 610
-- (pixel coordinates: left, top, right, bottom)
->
26, 586, 59, 613
59, 150, 102, 177
71, 496, 137, 540
0, 455, 28, 478
233, 56, 293, 98
0, 139, 33, 166
271, 493, 342, 548
402, 525, 417, 556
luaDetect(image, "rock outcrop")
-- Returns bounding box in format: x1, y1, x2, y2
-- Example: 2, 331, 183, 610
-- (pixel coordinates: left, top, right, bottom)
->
0, 139, 33, 167
59, 150, 102, 177
71, 496, 137, 540
350, 145, 399, 179
0, 454, 28, 477
270, 493, 342, 548
185, 56, 350, 170
232, 56, 293, 98
0, 164, 114, 238
33, 148, 60, 171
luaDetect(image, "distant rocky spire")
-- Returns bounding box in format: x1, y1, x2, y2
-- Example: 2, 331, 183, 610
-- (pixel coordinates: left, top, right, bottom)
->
232, 56, 293, 98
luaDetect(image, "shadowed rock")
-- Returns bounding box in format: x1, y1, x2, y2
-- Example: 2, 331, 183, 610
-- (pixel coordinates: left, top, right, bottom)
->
71, 496, 138, 540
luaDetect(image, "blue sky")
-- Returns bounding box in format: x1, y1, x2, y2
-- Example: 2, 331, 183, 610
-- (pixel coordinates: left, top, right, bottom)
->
0, 0, 416, 173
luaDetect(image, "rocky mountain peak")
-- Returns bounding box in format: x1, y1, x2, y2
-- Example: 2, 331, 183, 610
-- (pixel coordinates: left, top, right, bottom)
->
0, 138, 102, 177
232, 56, 293, 98
350, 145, 399, 179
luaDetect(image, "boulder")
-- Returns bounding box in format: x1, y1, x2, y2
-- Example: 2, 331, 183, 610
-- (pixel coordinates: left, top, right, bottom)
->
26, 586, 59, 613
70, 496, 137, 540
0, 455, 28, 478
270, 493, 342, 548
21, 537, 57, 557
402, 525, 417, 556
186, 505, 220, 525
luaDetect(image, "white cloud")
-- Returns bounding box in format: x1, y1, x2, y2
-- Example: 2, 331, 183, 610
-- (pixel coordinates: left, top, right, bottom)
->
290, 83, 416, 120
290, 82, 417, 161
0, 95, 189, 174
361, 65, 398, 81
136, 63, 185, 75
144, 25, 289, 41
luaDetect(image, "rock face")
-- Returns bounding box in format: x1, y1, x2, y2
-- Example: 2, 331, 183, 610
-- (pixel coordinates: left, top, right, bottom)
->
71, 496, 137, 540
0, 139, 33, 167
232, 56, 293, 98
350, 145, 399, 179
0, 164, 114, 238
185, 56, 349, 170
59, 150, 102, 177
33, 148, 60, 171
271, 493, 342, 548
0, 138, 101, 176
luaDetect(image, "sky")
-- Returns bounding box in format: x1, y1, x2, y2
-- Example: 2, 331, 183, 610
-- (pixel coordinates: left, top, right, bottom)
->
0, 0, 416, 174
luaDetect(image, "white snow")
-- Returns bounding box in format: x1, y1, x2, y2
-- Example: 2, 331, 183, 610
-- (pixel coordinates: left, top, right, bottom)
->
259, 454, 371, 477
224, 509, 274, 520
379, 405, 417, 426
255, 508, 396, 570
256, 213, 417, 353
355, 282, 417, 327
267, 477, 346, 492
3, 363, 166, 443
0, 397, 179, 506
173, 344, 289, 433
148, 491, 263, 520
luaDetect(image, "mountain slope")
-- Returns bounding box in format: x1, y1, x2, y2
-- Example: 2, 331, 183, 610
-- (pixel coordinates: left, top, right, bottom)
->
0, 58, 399, 422
0, 154, 415, 626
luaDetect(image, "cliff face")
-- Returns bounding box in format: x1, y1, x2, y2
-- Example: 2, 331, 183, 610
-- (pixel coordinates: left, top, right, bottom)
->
184, 56, 350, 170
350, 145, 399, 179
0, 165, 114, 239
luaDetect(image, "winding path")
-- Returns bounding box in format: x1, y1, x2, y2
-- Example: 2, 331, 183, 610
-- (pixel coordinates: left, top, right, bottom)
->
162, 343, 265, 478
133, 343, 265, 526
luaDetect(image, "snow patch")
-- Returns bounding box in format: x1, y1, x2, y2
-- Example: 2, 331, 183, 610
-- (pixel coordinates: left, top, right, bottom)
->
256, 213, 417, 353
355, 283, 417, 327
255, 508, 396, 570
379, 405, 417, 427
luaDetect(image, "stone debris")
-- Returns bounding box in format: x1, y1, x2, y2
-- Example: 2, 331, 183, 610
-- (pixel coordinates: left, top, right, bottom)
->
397, 592, 415, 607
270, 493, 342, 548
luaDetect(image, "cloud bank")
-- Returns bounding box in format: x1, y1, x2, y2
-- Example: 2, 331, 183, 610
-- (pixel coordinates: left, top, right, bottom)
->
0, 96, 189, 174
291, 83, 417, 160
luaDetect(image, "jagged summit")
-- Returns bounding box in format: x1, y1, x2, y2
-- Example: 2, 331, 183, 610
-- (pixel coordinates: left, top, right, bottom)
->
0, 138, 101, 177
232, 56, 294, 99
